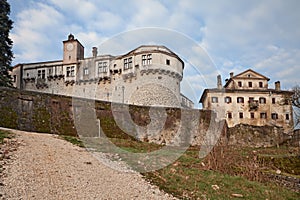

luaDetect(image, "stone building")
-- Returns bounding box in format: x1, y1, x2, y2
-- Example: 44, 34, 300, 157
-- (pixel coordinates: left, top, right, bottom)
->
11, 34, 193, 108
199, 69, 294, 132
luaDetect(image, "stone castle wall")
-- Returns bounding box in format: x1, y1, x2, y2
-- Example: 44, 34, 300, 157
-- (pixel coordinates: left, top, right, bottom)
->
0, 87, 224, 146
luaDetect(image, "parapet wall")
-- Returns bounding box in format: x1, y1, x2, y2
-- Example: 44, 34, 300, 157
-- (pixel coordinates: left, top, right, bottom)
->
0, 87, 224, 146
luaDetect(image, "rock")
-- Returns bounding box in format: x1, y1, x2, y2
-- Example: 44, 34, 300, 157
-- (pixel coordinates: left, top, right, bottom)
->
231, 193, 243, 198
276, 169, 281, 174
201, 162, 205, 167
2, 138, 9, 143
211, 184, 219, 190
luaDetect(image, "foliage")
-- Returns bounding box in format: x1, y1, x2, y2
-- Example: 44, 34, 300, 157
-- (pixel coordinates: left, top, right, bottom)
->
0, 105, 18, 129
60, 135, 84, 147
0, 130, 13, 144
0, 0, 14, 87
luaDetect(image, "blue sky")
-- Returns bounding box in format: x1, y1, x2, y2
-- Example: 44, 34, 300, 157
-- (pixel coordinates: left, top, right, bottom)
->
7, 0, 300, 107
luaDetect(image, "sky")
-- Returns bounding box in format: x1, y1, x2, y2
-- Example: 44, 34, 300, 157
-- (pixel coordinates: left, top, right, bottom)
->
7, 0, 300, 107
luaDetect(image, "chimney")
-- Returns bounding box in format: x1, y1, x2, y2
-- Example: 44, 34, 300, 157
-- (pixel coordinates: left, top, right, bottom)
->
275, 81, 281, 91
230, 72, 234, 78
217, 75, 222, 89
92, 47, 98, 57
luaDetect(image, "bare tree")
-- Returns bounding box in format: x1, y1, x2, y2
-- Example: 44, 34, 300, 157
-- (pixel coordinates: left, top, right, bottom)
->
292, 85, 300, 128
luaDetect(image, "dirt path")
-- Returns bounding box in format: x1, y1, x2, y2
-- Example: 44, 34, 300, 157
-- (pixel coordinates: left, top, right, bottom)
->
0, 128, 175, 199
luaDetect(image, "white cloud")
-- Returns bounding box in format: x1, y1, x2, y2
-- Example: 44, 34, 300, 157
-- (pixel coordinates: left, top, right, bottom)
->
127, 0, 169, 29
11, 2, 65, 63
49, 0, 97, 20
254, 48, 300, 88
76, 32, 108, 57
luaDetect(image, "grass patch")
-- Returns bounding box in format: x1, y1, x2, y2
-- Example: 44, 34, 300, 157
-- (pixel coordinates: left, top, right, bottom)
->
84, 136, 299, 199
0, 130, 14, 144
60, 135, 84, 147
82, 137, 162, 153
142, 147, 300, 200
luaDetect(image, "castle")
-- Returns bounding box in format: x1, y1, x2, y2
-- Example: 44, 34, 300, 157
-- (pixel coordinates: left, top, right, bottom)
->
11, 34, 194, 108
199, 69, 294, 132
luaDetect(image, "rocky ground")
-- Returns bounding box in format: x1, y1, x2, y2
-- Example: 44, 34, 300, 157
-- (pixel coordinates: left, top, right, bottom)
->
0, 128, 176, 199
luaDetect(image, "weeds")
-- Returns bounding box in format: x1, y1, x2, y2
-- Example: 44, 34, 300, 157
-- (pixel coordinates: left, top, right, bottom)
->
0, 130, 14, 144
60, 135, 84, 147
63, 135, 300, 199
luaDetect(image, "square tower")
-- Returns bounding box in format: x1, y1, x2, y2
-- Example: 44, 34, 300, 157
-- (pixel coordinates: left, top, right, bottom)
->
63, 34, 84, 64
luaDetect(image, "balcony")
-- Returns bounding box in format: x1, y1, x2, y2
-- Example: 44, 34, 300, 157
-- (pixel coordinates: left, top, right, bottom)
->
248, 100, 259, 111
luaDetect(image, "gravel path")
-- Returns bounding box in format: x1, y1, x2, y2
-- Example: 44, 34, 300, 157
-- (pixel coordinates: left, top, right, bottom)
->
0, 128, 176, 200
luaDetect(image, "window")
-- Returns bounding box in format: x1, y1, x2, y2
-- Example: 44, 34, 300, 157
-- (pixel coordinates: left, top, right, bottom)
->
259, 82, 263, 88
272, 98, 276, 104
249, 97, 254, 103
250, 112, 255, 119
271, 113, 278, 120
124, 58, 128, 69
103, 62, 107, 72
128, 57, 132, 68
142, 54, 152, 66
66, 66, 75, 77
211, 97, 218, 103
286, 114, 290, 120
142, 55, 147, 66
84, 68, 89, 75
238, 81, 242, 87
227, 112, 232, 119
259, 97, 266, 104
38, 70, 45, 79
239, 112, 244, 119
147, 54, 152, 65
124, 57, 133, 70
260, 112, 267, 119
13, 75, 16, 82
248, 82, 252, 88
48, 68, 52, 76
237, 97, 244, 103
98, 62, 108, 73
224, 96, 232, 103
166, 59, 170, 65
